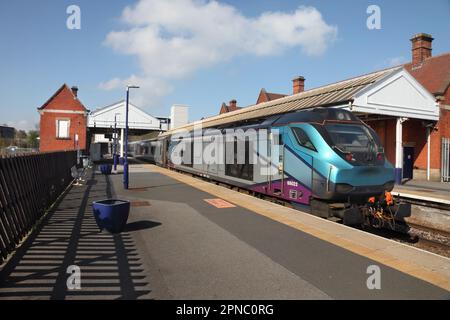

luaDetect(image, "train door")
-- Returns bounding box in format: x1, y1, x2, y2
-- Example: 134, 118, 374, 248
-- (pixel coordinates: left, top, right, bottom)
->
163, 138, 170, 166
269, 130, 284, 196
202, 134, 216, 175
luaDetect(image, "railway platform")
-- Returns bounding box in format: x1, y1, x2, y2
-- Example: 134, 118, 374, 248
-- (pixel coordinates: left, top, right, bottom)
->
392, 180, 450, 233
393, 180, 450, 204
0, 164, 449, 299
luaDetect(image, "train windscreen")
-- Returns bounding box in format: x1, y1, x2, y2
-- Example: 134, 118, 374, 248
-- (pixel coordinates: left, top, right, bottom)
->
324, 124, 383, 165
325, 124, 372, 152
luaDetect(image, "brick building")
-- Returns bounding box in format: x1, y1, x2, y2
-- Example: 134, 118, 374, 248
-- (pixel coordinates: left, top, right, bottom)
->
365, 34, 449, 181
38, 84, 88, 152
256, 88, 287, 104
254, 33, 449, 182
219, 99, 241, 114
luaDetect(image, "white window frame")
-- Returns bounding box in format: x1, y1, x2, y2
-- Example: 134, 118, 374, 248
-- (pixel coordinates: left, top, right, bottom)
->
56, 118, 71, 139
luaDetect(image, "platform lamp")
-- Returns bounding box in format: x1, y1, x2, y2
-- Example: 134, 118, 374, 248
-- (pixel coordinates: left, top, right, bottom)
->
123, 85, 139, 189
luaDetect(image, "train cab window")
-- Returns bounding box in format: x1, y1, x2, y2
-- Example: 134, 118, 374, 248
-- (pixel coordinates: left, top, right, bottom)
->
291, 127, 316, 151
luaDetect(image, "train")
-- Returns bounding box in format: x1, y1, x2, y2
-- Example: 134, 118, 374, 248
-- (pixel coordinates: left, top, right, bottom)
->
129, 107, 410, 228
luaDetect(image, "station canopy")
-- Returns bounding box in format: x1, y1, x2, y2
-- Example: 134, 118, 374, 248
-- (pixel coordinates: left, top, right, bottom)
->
163, 67, 438, 136
88, 100, 165, 134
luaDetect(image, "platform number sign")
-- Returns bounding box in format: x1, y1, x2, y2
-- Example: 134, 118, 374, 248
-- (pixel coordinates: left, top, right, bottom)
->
67, 265, 81, 290
366, 265, 381, 290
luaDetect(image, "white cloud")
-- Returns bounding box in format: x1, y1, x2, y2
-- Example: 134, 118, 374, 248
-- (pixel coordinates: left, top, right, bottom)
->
100, 0, 337, 106
6, 119, 38, 131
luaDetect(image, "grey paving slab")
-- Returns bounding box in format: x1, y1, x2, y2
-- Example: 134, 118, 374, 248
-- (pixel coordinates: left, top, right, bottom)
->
111, 169, 449, 300
0, 168, 163, 300
0, 166, 448, 300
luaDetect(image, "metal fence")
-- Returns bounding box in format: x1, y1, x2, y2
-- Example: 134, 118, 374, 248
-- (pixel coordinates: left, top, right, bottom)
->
442, 137, 450, 182
0, 147, 39, 156
0, 151, 77, 264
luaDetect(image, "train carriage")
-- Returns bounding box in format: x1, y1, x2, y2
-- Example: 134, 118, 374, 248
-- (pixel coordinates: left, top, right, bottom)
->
130, 107, 409, 227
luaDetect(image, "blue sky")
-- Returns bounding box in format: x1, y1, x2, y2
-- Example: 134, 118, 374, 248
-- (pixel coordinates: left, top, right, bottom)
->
0, 0, 449, 131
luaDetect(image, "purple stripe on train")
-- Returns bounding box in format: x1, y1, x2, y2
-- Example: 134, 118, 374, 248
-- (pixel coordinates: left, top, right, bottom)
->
251, 178, 312, 205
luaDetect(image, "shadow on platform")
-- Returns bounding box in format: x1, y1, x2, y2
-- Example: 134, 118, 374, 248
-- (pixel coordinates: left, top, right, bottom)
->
0, 169, 153, 300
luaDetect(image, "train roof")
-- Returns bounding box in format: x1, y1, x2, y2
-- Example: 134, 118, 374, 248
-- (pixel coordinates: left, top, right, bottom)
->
159, 66, 400, 137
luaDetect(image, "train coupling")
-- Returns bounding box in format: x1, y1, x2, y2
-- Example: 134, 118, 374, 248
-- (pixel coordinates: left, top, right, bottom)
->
363, 192, 411, 230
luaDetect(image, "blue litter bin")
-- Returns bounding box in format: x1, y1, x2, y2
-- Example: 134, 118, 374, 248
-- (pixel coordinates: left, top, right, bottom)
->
92, 199, 130, 233
100, 164, 112, 175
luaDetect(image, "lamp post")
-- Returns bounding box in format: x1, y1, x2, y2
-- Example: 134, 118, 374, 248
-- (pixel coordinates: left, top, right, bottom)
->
75, 134, 80, 165
113, 113, 120, 171
124, 85, 139, 189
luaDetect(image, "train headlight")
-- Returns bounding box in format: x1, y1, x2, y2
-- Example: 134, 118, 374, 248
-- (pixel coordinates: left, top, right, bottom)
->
335, 183, 354, 193
345, 153, 354, 162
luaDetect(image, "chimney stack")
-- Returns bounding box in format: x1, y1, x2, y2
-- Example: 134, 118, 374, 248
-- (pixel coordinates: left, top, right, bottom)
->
292, 76, 305, 95
410, 33, 433, 65
229, 99, 237, 109
71, 86, 79, 97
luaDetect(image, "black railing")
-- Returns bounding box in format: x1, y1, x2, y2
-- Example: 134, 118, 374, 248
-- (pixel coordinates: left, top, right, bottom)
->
0, 151, 77, 264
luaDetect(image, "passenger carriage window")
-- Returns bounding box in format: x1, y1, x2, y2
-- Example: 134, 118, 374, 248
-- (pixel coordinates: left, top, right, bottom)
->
291, 127, 316, 151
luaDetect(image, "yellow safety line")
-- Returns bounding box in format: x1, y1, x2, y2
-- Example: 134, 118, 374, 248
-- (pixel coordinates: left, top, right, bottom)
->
146, 164, 450, 291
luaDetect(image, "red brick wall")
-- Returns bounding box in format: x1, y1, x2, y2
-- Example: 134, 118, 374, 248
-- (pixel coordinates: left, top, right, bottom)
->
366, 119, 440, 169
39, 85, 87, 152
43, 86, 85, 112
257, 91, 268, 104
440, 87, 450, 140
39, 112, 87, 152
366, 119, 396, 165
402, 119, 428, 169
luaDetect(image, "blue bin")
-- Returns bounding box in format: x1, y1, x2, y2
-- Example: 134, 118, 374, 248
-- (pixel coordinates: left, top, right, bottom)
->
100, 164, 112, 175
92, 199, 130, 233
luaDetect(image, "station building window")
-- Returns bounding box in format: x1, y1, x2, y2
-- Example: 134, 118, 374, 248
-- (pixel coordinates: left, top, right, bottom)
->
56, 119, 70, 139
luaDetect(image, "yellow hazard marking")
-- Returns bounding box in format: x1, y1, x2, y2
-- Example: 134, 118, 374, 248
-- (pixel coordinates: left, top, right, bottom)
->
204, 198, 236, 208
146, 164, 450, 291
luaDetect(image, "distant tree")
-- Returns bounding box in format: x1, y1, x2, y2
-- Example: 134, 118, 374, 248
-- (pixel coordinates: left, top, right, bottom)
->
16, 130, 27, 140
27, 130, 39, 148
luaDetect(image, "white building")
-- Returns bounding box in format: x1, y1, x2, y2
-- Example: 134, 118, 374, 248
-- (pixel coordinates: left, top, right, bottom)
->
87, 100, 170, 157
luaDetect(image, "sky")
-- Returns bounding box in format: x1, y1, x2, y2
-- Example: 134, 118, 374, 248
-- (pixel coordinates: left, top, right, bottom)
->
0, 0, 449, 131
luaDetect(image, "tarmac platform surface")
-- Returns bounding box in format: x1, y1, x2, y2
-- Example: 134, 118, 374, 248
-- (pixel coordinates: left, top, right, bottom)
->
0, 164, 448, 299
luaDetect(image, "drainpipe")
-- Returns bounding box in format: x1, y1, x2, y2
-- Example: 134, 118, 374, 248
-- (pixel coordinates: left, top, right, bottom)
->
427, 127, 431, 181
